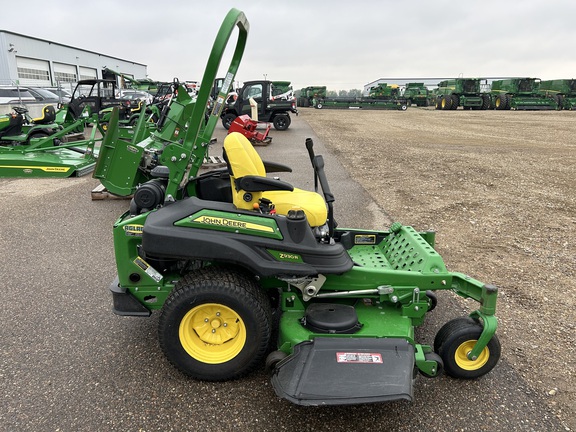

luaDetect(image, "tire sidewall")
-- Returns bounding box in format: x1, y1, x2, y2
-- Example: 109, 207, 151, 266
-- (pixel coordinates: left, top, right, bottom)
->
272, 114, 290, 130
222, 112, 237, 130
438, 324, 500, 379
160, 288, 270, 381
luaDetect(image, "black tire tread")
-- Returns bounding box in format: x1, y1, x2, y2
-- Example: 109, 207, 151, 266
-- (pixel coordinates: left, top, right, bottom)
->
159, 266, 272, 381
435, 317, 501, 379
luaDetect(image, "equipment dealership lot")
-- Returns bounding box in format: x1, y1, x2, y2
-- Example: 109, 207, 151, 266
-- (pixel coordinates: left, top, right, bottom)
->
1, 108, 574, 431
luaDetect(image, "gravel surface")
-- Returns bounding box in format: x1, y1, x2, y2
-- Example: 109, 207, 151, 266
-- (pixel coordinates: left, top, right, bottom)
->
304, 107, 576, 431
1, 110, 574, 431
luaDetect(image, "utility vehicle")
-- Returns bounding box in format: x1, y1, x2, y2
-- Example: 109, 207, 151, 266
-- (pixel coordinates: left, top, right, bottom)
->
103, 9, 500, 406
221, 79, 298, 131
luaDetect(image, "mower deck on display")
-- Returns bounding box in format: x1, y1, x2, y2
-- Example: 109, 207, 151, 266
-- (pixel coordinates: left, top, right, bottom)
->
0, 79, 132, 178
0, 106, 98, 178
105, 8, 500, 406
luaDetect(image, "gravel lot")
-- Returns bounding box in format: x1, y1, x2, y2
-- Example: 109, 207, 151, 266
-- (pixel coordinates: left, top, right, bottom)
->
1, 108, 574, 431
304, 107, 576, 430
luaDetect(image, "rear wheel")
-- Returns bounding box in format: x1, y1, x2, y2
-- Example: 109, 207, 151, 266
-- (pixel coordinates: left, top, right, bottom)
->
450, 95, 460, 109
434, 317, 501, 379
272, 114, 291, 130
222, 112, 237, 130
159, 267, 272, 381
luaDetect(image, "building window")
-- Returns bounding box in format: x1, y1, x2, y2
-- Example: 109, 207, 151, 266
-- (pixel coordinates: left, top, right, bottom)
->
54, 72, 77, 83
17, 67, 50, 82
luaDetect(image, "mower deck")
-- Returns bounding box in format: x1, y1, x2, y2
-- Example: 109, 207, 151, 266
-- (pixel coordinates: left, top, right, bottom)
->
271, 337, 414, 406
0, 147, 96, 177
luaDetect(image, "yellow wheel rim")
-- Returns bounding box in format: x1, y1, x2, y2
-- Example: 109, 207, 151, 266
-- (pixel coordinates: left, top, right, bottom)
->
454, 339, 490, 371
179, 303, 246, 364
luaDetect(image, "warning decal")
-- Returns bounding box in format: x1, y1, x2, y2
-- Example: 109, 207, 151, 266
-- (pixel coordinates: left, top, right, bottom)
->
336, 352, 383, 364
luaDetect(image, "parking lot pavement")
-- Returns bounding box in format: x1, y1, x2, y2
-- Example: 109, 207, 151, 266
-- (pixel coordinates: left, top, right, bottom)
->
0, 116, 566, 431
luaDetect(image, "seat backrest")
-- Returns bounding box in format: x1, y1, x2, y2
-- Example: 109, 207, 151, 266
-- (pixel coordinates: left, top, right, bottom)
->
225, 131, 265, 177
33, 105, 56, 125
224, 132, 265, 210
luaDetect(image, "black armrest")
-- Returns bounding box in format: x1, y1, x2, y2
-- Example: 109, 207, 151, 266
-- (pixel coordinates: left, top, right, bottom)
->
235, 175, 294, 192
262, 160, 292, 173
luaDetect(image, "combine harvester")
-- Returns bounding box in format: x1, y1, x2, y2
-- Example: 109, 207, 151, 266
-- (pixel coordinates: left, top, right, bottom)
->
101, 8, 501, 406
298, 86, 326, 107
313, 83, 408, 110
490, 78, 558, 110
538, 79, 576, 110
435, 78, 491, 110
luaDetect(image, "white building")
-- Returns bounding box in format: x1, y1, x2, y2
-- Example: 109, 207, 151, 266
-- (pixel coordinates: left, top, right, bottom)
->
0, 29, 147, 90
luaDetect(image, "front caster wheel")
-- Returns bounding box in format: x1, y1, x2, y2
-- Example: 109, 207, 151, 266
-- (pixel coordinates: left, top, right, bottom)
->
159, 267, 272, 381
434, 317, 501, 379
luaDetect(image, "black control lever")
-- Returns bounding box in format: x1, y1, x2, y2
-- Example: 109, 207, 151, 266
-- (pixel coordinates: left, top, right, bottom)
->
305, 137, 334, 237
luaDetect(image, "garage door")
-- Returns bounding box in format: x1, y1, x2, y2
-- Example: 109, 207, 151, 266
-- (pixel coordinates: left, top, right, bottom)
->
53, 63, 77, 84
16, 57, 51, 86
79, 67, 97, 81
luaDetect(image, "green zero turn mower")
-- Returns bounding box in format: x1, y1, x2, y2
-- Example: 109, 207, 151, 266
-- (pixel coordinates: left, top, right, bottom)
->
105, 9, 500, 406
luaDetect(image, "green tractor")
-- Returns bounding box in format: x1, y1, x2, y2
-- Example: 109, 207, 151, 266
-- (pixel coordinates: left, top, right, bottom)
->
435, 78, 491, 110
538, 79, 576, 110
104, 8, 500, 406
491, 78, 558, 110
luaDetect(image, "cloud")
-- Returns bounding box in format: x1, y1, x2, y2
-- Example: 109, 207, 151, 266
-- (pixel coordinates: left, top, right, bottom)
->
5, 0, 576, 90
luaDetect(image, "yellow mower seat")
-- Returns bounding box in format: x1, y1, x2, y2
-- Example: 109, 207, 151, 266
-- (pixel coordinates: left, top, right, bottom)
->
224, 132, 328, 227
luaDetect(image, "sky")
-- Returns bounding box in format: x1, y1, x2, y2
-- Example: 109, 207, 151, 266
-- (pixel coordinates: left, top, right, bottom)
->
2, 0, 576, 91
